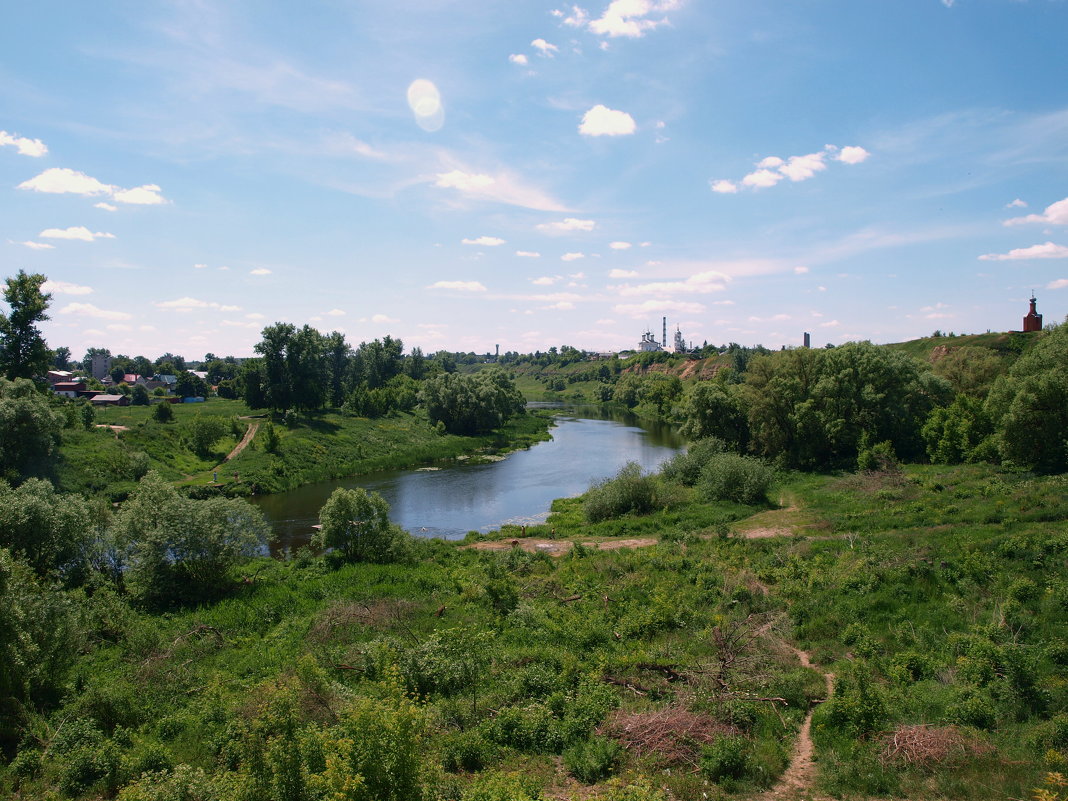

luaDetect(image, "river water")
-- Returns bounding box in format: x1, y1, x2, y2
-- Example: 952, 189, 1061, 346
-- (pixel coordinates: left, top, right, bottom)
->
251, 406, 683, 549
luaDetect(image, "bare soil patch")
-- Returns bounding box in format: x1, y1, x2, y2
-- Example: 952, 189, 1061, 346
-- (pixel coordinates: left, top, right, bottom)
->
215, 421, 259, 467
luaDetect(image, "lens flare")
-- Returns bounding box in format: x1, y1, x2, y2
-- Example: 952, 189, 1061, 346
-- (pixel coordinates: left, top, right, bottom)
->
406, 79, 444, 132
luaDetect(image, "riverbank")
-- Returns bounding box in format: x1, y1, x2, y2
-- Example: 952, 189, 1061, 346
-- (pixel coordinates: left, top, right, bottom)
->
48, 399, 554, 500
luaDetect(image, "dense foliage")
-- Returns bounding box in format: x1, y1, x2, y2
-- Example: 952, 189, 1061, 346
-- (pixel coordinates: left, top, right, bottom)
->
420, 369, 526, 435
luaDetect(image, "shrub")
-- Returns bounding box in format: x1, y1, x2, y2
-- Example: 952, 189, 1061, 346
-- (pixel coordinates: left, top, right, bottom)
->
584, 462, 659, 522
700, 734, 751, 782
152, 402, 174, 423
825, 665, 889, 736
660, 437, 728, 486
441, 730, 496, 773
697, 453, 773, 505
564, 736, 621, 783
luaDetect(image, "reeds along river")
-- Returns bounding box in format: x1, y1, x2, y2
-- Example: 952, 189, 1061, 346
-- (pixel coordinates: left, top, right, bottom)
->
250, 406, 684, 552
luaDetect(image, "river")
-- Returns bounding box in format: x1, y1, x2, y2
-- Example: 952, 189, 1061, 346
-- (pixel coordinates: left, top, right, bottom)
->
251, 406, 684, 550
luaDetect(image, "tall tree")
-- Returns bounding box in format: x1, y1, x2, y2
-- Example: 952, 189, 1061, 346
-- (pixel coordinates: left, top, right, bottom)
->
0, 271, 52, 380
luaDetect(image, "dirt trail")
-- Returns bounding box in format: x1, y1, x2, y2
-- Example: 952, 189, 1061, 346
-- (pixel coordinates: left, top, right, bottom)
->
215, 421, 259, 467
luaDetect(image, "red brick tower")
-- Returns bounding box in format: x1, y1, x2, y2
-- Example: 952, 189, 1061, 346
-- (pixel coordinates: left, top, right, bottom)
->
1023, 295, 1043, 332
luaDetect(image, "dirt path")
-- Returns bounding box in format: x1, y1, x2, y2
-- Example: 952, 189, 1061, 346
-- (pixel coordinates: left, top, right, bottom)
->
215, 421, 258, 467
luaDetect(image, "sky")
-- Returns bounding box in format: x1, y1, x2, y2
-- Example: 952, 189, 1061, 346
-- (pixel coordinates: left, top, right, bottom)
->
2, 0, 1067, 361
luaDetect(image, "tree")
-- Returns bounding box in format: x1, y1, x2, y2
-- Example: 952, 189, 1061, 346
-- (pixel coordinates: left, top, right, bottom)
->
81, 347, 111, 374
420, 369, 525, 435
0, 478, 97, 580
184, 414, 228, 458
680, 381, 749, 451
313, 487, 407, 563
52, 346, 72, 370
0, 378, 65, 479
109, 472, 270, 607
175, 370, 209, 399
131, 384, 150, 406
153, 400, 174, 423
0, 270, 52, 380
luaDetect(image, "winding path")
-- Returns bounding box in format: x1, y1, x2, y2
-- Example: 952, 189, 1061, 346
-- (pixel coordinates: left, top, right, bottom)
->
214, 421, 258, 468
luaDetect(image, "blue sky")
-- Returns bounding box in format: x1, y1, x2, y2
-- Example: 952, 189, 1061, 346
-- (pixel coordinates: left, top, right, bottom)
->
2, 0, 1066, 360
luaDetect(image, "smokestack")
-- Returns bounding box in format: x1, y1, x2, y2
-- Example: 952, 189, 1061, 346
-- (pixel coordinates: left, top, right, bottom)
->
663, 316, 667, 348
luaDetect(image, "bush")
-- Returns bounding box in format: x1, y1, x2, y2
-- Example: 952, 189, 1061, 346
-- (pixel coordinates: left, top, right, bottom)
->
701, 734, 751, 782
564, 736, 621, 783
825, 665, 889, 736
441, 730, 496, 772
584, 462, 659, 522
660, 437, 728, 486
152, 402, 174, 423
697, 453, 773, 504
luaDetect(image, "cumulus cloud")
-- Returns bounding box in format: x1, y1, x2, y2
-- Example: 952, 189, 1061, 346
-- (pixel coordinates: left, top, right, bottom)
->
42, 280, 93, 295
579, 104, 636, 136
249, 268, 272, 275
246, 312, 266, 320
537, 217, 596, 233
194, 263, 208, 269
1006, 198, 1027, 209
588, 0, 680, 38
561, 252, 585, 261
1004, 197, 1068, 226
614, 299, 706, 317
58, 302, 132, 320
462, 235, 506, 246
717, 144, 868, 193
18, 168, 168, 204
371, 313, 399, 323
432, 168, 565, 212
532, 276, 558, 286
0, 130, 47, 157
836, 146, 870, 164
427, 280, 487, 292
509, 53, 529, 65
516, 250, 541, 258
794, 266, 810, 274
978, 242, 1068, 261
609, 241, 631, 250
325, 308, 346, 316
531, 38, 559, 55
1048, 278, 1068, 290
614, 270, 729, 297
18, 241, 54, 250
155, 297, 242, 311
221, 320, 259, 329
609, 268, 639, 278
39, 226, 115, 242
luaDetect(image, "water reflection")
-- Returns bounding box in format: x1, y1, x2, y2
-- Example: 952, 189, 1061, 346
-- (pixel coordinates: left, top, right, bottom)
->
251, 407, 683, 550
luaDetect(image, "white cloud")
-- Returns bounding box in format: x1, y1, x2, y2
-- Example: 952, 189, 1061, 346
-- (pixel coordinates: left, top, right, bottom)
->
794, 266, 810, 274
19, 241, 54, 250
516, 250, 541, 258
978, 241, 1068, 261
609, 268, 639, 279
39, 226, 116, 242
246, 312, 266, 319
532, 276, 558, 286
757, 156, 784, 169
249, 267, 272, 275
0, 130, 47, 157
371, 313, 399, 323
432, 168, 565, 212
1047, 278, 1068, 290
614, 299, 706, 317
819, 320, 841, 328
780, 152, 827, 182
18, 167, 168, 205
1005, 197, 1068, 226
194, 263, 208, 269
609, 241, 632, 250
561, 252, 585, 261
324, 308, 346, 316
155, 297, 242, 311
42, 280, 93, 295
58, 302, 132, 320
615, 270, 729, 297
19, 168, 113, 196
427, 280, 487, 292
509, 53, 529, 65
742, 169, 783, 188
221, 320, 259, 329
544, 301, 575, 310
588, 0, 680, 38
531, 38, 559, 55
710, 179, 738, 194
537, 217, 596, 233
462, 235, 506, 246
836, 146, 870, 164
1006, 198, 1027, 209
579, 104, 636, 136
556, 5, 589, 26
111, 184, 167, 205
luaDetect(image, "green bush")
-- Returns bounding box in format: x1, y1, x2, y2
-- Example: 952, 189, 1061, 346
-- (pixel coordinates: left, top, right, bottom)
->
660, 437, 728, 486
824, 665, 889, 736
563, 736, 621, 783
697, 453, 773, 504
584, 462, 659, 522
700, 734, 751, 782
440, 729, 496, 773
